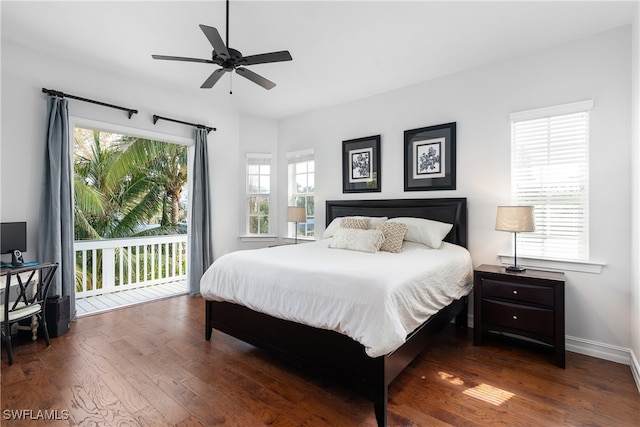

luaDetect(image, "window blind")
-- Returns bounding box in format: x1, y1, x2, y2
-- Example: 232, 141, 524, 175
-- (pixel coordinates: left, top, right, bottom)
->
510, 100, 592, 261
286, 148, 314, 164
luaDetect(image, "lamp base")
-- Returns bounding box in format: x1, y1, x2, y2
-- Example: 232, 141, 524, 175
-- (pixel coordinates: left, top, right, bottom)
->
505, 265, 526, 272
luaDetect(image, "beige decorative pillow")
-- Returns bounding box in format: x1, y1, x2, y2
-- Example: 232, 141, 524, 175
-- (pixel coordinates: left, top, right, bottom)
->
323, 216, 387, 239
376, 221, 408, 253
340, 217, 371, 230
329, 228, 385, 253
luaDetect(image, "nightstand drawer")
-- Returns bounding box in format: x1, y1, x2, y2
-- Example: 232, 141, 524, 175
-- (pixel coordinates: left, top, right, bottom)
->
482, 299, 554, 337
482, 279, 554, 306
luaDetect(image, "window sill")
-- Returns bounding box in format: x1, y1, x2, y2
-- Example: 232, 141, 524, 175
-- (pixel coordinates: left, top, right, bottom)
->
240, 234, 277, 243
498, 254, 605, 274
282, 236, 316, 244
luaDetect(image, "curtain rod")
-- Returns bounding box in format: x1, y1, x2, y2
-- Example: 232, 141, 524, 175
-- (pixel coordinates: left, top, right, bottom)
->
152, 114, 216, 134
42, 88, 138, 119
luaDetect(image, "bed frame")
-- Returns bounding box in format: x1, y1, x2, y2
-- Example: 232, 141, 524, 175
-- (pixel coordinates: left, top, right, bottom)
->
205, 198, 469, 426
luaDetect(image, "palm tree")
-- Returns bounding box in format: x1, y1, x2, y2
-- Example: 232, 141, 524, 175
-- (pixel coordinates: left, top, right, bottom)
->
74, 130, 188, 239
74, 130, 165, 239
110, 136, 188, 226
73, 129, 188, 291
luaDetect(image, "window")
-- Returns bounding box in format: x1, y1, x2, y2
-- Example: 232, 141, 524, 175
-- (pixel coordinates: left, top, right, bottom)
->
287, 149, 315, 238
510, 100, 592, 261
246, 153, 272, 235
73, 126, 188, 239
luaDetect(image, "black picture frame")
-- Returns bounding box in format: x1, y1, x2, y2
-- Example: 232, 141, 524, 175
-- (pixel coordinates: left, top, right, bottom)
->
404, 122, 456, 191
342, 135, 381, 193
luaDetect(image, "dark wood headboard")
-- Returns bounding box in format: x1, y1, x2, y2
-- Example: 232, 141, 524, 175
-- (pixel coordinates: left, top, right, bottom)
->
325, 198, 468, 248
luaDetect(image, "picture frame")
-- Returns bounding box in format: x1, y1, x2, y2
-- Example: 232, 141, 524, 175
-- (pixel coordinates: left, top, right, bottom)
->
404, 122, 456, 191
342, 135, 381, 193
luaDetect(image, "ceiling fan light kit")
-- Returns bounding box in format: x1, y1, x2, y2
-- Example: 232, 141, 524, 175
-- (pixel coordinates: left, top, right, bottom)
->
152, 0, 292, 91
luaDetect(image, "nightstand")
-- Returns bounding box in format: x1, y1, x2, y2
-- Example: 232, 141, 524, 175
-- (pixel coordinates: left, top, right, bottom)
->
473, 264, 566, 368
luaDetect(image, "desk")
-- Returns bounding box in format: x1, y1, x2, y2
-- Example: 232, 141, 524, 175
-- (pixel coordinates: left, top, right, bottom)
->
1, 267, 40, 341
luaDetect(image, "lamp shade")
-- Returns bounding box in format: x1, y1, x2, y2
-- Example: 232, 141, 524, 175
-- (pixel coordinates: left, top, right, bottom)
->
287, 206, 306, 223
495, 206, 535, 232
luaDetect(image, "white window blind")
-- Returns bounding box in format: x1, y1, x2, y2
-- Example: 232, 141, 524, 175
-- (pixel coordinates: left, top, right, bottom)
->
510, 100, 592, 261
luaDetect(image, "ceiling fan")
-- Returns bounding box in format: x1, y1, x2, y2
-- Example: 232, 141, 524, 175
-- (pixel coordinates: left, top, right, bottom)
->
152, 0, 292, 91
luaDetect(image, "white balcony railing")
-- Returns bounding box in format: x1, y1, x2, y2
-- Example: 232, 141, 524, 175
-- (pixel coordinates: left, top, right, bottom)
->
74, 235, 188, 299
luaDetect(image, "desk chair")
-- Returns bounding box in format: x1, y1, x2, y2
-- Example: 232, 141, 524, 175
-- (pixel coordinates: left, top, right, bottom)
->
1, 262, 58, 365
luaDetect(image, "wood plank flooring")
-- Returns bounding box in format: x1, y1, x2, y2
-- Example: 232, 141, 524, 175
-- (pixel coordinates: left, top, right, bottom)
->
1, 295, 638, 426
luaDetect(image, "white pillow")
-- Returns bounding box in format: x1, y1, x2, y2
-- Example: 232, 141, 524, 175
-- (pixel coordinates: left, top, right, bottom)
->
328, 228, 385, 253
322, 216, 388, 239
387, 217, 453, 249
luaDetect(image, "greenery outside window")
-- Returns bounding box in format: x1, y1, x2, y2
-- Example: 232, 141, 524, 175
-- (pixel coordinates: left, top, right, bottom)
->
287, 149, 315, 239
246, 153, 272, 235
74, 127, 188, 239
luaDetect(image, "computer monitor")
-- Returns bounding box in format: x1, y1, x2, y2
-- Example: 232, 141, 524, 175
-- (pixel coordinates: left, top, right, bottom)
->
1, 222, 27, 266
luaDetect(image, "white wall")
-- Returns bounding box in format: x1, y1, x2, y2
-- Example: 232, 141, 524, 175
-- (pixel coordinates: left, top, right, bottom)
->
0, 40, 242, 262
630, 2, 640, 386
278, 26, 634, 363
238, 114, 279, 250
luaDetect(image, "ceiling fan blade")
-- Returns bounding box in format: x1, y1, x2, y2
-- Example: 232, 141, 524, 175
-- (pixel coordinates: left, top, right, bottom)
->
201, 69, 227, 88
236, 67, 276, 90
199, 24, 230, 60
152, 55, 215, 64
241, 51, 293, 66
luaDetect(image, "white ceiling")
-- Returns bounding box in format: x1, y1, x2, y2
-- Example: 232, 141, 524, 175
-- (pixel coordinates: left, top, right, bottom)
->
1, 1, 636, 120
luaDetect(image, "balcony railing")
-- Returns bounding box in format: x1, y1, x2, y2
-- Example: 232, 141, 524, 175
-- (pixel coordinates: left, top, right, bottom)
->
74, 235, 188, 299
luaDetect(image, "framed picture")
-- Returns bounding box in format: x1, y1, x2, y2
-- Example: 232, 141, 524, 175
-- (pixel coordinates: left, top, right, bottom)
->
342, 135, 381, 193
404, 122, 456, 191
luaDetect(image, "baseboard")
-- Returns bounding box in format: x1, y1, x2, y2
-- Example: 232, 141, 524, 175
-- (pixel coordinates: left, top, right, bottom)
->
565, 335, 631, 365
630, 350, 640, 394
467, 315, 637, 387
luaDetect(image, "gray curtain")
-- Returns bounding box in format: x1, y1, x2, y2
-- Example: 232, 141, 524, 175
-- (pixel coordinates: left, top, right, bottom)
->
188, 128, 214, 296
38, 96, 76, 319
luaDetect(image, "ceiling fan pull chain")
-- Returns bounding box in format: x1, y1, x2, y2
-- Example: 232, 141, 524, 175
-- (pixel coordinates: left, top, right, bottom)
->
229, 72, 233, 95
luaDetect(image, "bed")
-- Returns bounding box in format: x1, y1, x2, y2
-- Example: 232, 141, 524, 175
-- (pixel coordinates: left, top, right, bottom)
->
202, 198, 471, 426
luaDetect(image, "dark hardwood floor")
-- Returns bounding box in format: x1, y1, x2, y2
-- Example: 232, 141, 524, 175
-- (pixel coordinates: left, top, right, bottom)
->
1, 295, 638, 426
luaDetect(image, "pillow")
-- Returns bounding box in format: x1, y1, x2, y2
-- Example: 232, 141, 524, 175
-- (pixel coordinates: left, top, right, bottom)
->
322, 216, 388, 239
387, 217, 453, 249
376, 221, 408, 253
340, 217, 370, 230
329, 228, 385, 253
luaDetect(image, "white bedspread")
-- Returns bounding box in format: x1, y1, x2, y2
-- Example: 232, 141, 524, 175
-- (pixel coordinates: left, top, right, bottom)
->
200, 240, 473, 357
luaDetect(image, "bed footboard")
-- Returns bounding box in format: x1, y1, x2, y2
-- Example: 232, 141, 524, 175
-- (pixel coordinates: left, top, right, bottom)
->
204, 296, 467, 427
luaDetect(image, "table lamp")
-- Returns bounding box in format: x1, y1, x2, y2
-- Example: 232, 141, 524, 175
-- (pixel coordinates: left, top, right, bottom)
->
287, 206, 306, 244
496, 205, 535, 272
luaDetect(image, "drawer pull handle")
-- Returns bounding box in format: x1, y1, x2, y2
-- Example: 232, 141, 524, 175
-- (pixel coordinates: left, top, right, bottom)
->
512, 290, 518, 295
512, 315, 518, 320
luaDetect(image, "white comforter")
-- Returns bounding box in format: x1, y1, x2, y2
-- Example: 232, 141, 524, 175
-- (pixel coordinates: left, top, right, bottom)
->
200, 240, 473, 357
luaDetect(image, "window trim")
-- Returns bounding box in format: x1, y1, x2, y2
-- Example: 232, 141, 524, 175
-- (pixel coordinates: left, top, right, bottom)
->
497, 253, 605, 274
509, 100, 594, 122
509, 99, 593, 263
287, 149, 315, 240
70, 117, 193, 147
245, 153, 273, 236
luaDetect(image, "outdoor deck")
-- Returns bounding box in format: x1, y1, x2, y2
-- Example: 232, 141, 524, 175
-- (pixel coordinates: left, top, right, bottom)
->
76, 280, 187, 317
73, 234, 188, 317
